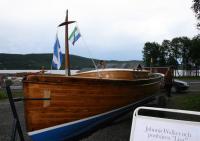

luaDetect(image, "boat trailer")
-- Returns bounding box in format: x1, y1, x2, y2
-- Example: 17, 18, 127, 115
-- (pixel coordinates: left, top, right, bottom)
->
5, 85, 162, 141
6, 85, 50, 141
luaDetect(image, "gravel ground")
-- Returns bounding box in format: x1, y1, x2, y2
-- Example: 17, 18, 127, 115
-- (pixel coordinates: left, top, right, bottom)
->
0, 81, 199, 141
0, 100, 31, 141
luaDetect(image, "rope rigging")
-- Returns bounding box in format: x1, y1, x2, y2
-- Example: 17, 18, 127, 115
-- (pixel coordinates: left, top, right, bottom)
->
75, 23, 101, 77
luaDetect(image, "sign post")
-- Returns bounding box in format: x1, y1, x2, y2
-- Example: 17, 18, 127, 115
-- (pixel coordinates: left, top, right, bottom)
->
130, 107, 200, 141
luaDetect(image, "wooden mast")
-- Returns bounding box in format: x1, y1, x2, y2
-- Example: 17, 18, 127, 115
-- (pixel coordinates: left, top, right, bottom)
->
65, 10, 70, 76
59, 10, 75, 76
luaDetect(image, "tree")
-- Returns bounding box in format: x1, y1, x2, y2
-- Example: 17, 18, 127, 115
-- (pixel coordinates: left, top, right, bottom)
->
179, 37, 191, 71
191, 35, 200, 76
158, 44, 167, 66
161, 40, 172, 66
171, 38, 182, 64
143, 37, 192, 69
142, 36, 200, 77
143, 42, 160, 67
192, 0, 200, 28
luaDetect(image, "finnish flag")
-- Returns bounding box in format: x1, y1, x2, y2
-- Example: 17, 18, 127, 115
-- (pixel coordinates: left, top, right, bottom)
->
52, 35, 63, 70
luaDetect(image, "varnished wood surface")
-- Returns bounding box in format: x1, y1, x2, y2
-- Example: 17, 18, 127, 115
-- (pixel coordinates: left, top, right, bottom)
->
23, 70, 161, 132
74, 69, 149, 80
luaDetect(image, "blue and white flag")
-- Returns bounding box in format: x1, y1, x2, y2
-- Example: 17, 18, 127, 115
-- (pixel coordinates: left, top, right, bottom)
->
52, 35, 63, 69
69, 26, 81, 45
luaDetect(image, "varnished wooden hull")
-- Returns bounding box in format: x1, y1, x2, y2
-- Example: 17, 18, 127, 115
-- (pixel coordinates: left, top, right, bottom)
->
23, 69, 161, 141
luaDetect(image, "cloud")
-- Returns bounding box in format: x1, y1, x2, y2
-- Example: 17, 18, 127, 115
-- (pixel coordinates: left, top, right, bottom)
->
0, 0, 198, 60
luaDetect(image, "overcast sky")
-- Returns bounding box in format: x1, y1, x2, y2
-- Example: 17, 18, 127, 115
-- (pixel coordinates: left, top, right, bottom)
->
0, 0, 198, 60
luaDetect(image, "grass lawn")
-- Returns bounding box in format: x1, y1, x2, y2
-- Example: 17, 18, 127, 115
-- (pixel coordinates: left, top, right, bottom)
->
0, 89, 23, 100
167, 92, 200, 111
0, 89, 7, 99
175, 76, 200, 80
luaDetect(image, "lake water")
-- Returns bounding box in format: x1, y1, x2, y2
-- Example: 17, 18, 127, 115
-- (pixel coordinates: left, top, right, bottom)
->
174, 70, 200, 77
0, 70, 78, 75
0, 69, 199, 76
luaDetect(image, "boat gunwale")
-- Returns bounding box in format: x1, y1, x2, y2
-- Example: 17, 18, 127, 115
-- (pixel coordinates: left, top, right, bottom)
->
23, 74, 162, 86
23, 69, 161, 81
75, 68, 149, 74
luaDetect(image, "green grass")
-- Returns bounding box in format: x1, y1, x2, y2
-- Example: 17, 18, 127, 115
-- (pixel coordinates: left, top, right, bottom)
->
175, 76, 200, 80
0, 89, 23, 100
0, 89, 7, 99
168, 92, 200, 111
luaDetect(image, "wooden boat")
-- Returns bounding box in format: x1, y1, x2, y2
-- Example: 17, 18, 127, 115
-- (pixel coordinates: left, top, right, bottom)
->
23, 11, 162, 141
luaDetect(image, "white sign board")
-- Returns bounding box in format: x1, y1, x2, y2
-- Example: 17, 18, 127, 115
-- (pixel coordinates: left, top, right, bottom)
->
130, 107, 200, 141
